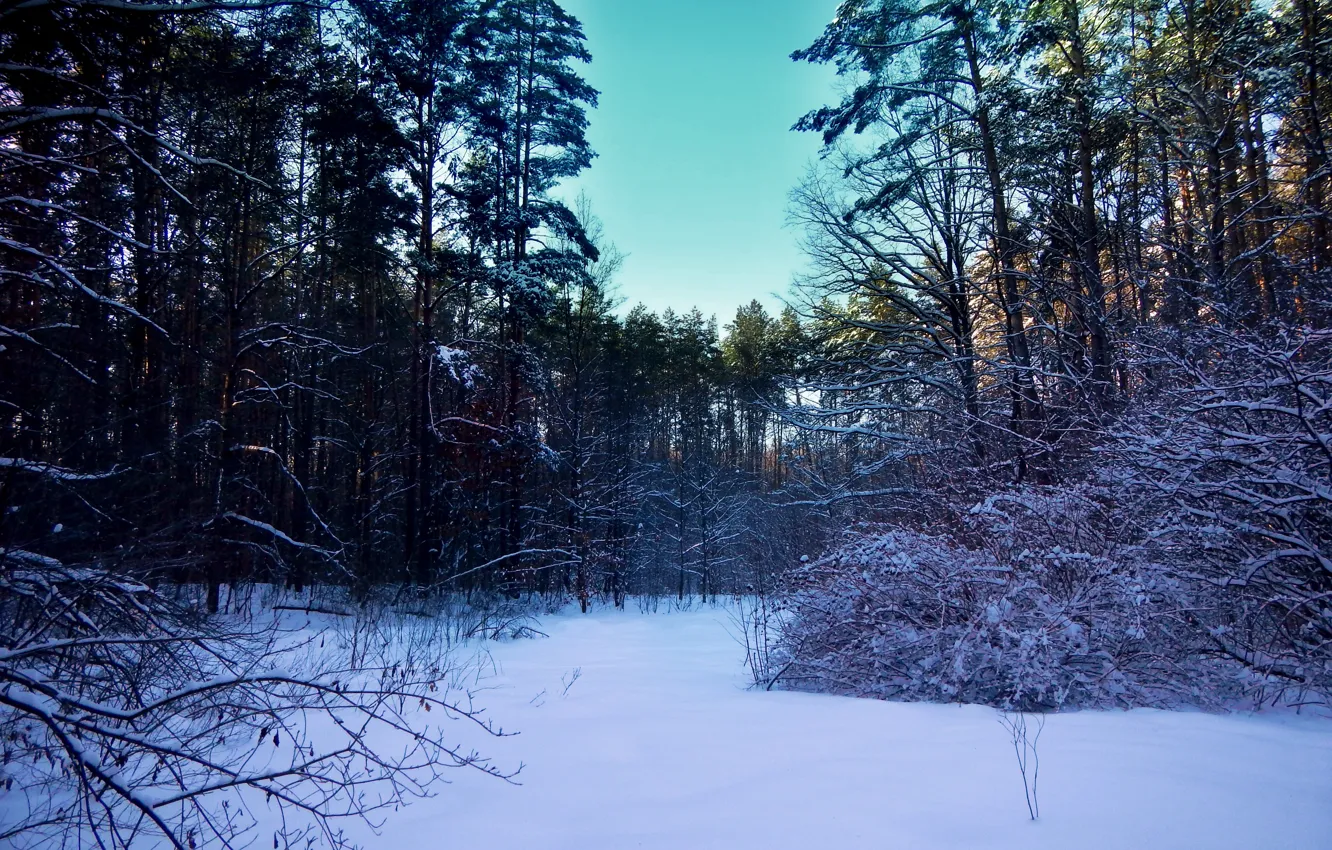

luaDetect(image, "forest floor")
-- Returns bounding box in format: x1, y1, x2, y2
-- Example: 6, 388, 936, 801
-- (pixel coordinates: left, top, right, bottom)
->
338, 604, 1332, 849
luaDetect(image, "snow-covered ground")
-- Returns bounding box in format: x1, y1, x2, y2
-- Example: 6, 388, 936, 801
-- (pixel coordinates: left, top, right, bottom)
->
350, 605, 1332, 850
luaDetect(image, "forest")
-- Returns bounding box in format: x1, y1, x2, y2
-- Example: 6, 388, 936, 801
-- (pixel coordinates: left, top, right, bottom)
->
2, 0, 1331, 846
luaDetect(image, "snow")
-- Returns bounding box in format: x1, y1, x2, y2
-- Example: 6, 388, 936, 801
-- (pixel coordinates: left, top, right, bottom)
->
0, 457, 118, 479
222, 512, 336, 554
434, 344, 481, 388
345, 605, 1332, 850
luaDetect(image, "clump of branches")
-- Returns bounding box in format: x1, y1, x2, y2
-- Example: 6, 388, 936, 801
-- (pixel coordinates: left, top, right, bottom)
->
0, 550, 513, 850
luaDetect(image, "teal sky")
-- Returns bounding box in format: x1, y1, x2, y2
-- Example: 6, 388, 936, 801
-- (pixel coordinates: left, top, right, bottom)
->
554, 0, 840, 326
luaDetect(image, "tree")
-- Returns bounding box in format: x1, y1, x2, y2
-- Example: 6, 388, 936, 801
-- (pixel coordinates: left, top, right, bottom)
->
352, 0, 473, 588
794, 0, 1049, 480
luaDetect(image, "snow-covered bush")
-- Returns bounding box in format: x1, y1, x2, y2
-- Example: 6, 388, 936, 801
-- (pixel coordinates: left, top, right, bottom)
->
769, 487, 1234, 709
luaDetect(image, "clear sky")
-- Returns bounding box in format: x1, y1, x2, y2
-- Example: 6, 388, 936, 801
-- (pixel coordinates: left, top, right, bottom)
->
554, 0, 840, 326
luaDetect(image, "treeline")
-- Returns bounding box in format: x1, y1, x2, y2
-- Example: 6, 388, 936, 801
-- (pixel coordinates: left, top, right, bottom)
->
769, 0, 1332, 705
0, 0, 812, 610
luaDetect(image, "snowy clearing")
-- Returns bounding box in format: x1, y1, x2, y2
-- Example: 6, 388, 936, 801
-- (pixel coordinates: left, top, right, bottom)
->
341, 605, 1332, 850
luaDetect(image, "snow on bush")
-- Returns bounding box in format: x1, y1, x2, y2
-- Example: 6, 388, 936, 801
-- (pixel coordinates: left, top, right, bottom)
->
770, 488, 1239, 710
